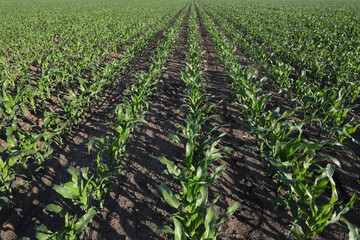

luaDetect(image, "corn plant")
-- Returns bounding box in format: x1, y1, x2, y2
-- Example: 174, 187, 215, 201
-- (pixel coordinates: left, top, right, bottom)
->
230, 68, 272, 121
0, 83, 22, 123
198, 5, 358, 239
271, 62, 294, 96
272, 161, 356, 239
6, 122, 58, 165
36, 167, 105, 239
88, 104, 144, 178
0, 149, 38, 210
53, 167, 108, 210
35, 205, 97, 240
158, 8, 238, 239
34, 6, 189, 239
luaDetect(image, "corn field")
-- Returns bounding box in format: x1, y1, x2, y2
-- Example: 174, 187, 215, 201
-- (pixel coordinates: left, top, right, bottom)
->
0, 0, 359, 239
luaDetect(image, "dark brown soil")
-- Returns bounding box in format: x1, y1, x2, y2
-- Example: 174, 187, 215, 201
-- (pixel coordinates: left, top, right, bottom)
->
0, 6, 186, 240
89, 4, 191, 239
196, 3, 360, 240
195, 6, 292, 239
1, 2, 359, 240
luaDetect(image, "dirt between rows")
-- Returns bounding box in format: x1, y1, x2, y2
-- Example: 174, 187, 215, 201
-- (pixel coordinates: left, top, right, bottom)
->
89, 3, 294, 239
194, 6, 291, 239
195, 3, 360, 240
89, 4, 191, 239
1, 2, 359, 240
0, 5, 186, 240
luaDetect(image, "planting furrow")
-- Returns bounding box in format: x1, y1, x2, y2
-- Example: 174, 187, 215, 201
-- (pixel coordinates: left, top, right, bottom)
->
31, 5, 188, 239
90, 5, 192, 239
197, 2, 359, 239
198, 4, 360, 239
194, 4, 292, 239
0, 5, 188, 239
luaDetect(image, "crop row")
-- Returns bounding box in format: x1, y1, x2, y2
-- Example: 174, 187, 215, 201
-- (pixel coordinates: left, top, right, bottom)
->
197, 2, 359, 239
157, 6, 238, 239
199, 1, 360, 152
0, 0, 186, 213
31, 4, 188, 239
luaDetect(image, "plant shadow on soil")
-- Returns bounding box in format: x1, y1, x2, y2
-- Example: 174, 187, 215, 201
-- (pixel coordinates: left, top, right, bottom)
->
0, 5, 188, 240
2, 2, 359, 240
90, 4, 294, 239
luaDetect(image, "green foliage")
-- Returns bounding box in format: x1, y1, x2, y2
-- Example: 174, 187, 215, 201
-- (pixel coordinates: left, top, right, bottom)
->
0, 0, 187, 214
158, 8, 239, 239
36, 205, 97, 240
34, 3, 188, 238
198, 2, 359, 239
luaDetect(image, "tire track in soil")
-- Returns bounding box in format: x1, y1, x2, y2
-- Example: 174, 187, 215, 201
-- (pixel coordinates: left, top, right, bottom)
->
0, 7, 187, 240
195, 4, 291, 240
90, 5, 191, 240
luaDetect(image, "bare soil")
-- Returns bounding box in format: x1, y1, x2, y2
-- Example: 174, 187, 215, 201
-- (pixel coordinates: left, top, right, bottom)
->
196, 3, 360, 240
89, 5, 191, 239
0, 6, 186, 240
1, 2, 359, 240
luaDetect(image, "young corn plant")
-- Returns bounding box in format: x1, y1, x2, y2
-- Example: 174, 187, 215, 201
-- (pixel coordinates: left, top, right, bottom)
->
271, 157, 356, 239
5, 124, 58, 177
229, 67, 272, 122
52, 167, 108, 211
198, 6, 358, 239
271, 61, 294, 97
35, 167, 106, 239
0, 83, 22, 124
89, 104, 144, 178
0, 149, 38, 210
35, 7, 189, 239
158, 9, 239, 239
249, 107, 304, 161
35, 205, 97, 240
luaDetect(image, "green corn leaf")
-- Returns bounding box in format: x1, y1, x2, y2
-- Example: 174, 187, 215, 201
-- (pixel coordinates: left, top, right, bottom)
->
44, 204, 64, 214
6, 127, 17, 149
157, 156, 181, 177
7, 150, 33, 167
186, 141, 194, 159
290, 228, 304, 240
158, 184, 180, 209
315, 203, 334, 225
169, 133, 184, 144
328, 194, 356, 225
195, 186, 208, 209
74, 207, 97, 234
201, 206, 216, 239
208, 165, 226, 185
53, 183, 78, 199
35, 224, 55, 240
174, 218, 186, 240
210, 196, 221, 205
157, 225, 174, 235
67, 167, 80, 186
216, 201, 240, 225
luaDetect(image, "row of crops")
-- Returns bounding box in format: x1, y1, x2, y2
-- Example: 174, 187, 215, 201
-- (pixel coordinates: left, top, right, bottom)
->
0, 0, 186, 210
196, 0, 360, 238
0, 0, 188, 238
1, 0, 360, 239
